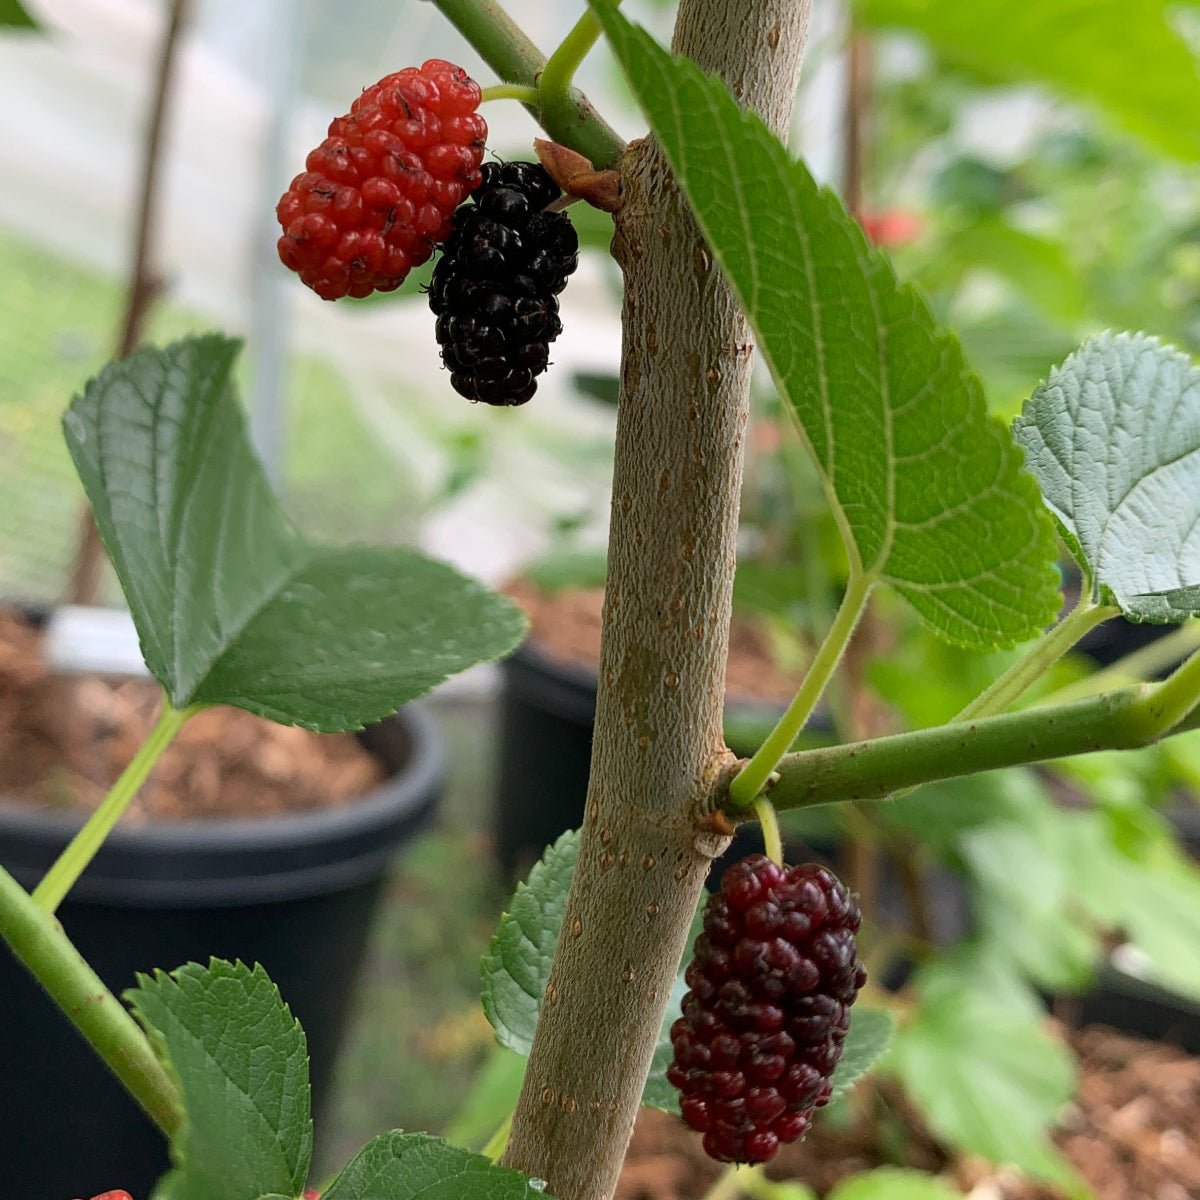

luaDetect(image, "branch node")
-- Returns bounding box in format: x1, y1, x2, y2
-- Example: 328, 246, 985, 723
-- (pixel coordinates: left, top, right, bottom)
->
535, 137, 624, 212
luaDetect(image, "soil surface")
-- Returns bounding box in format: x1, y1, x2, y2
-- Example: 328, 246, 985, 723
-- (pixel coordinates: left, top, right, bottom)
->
0, 609, 384, 821
619, 1022, 1200, 1200
615, 1026, 1200, 1200
505, 579, 807, 704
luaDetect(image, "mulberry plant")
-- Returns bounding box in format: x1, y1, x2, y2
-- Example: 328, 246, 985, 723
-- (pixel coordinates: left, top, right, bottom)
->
3, 3, 1200, 1200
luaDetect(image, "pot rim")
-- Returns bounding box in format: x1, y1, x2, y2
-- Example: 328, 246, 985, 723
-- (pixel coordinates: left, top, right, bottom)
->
0, 704, 445, 906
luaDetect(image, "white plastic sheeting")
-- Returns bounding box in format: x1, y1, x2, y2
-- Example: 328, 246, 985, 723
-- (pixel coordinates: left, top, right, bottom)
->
1, 0, 846, 583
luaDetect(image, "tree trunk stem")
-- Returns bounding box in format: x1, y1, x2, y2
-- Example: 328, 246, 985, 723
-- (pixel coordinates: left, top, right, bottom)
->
501, 4, 813, 1197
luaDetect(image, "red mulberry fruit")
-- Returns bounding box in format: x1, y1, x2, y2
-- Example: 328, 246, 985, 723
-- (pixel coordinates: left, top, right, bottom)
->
276, 59, 487, 300
669, 855, 867, 1164
427, 161, 579, 406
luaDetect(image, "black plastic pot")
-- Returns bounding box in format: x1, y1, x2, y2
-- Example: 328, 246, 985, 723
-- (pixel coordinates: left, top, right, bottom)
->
0, 706, 443, 1199
495, 641, 792, 878
496, 641, 600, 878
496, 639, 976, 979
1059, 963, 1200, 1053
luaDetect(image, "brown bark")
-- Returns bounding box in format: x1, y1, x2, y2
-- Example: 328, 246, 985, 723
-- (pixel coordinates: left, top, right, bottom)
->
501, 4, 813, 1198
68, 0, 190, 605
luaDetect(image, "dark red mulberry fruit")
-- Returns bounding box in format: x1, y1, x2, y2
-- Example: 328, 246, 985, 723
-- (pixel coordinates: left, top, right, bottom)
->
427, 161, 579, 406
276, 59, 487, 300
670, 855, 866, 1165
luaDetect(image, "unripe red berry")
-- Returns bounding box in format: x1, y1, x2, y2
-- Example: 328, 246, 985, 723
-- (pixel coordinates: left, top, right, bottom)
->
670, 856, 866, 1165
276, 59, 486, 300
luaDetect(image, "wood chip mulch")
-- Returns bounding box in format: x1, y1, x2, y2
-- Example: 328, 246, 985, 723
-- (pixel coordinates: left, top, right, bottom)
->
616, 1026, 1200, 1200
0, 609, 384, 821
504, 579, 808, 704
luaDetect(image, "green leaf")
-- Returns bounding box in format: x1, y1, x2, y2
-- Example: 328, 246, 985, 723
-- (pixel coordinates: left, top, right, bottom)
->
829, 1168, 960, 1200
322, 1132, 553, 1200
875, 772, 1029, 857
127, 960, 312, 1200
889, 955, 1083, 1193
483, 830, 705, 1112
854, 0, 1200, 161
732, 560, 814, 622
590, 1, 1059, 649
523, 547, 609, 594
443, 1046, 527, 1151
481, 830, 579, 1055
571, 371, 621, 407
919, 219, 1086, 324
64, 336, 527, 729
1064, 806, 1200, 1001
1013, 332, 1200, 623
0, 0, 36, 28
751, 1181, 818, 1200
639, 933, 700, 1114
829, 1006, 895, 1101
962, 820, 1100, 991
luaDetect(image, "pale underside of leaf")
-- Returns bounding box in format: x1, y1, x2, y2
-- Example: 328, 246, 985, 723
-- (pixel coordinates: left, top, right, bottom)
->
589, 0, 1059, 650
1013, 332, 1200, 622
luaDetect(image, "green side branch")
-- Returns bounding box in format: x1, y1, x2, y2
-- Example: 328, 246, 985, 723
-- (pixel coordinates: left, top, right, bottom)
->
756, 680, 1200, 812
0, 865, 182, 1135
538, 5, 613, 147
430, 0, 625, 167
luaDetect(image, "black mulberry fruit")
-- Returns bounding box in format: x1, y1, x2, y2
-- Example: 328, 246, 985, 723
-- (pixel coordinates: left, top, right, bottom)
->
668, 855, 867, 1164
428, 161, 579, 405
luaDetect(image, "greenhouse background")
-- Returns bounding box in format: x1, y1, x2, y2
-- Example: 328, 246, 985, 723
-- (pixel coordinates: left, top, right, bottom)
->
3, 0, 1200, 1194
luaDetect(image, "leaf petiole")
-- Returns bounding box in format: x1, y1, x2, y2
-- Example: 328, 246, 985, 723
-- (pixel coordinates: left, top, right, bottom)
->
729, 570, 874, 808
1045, 617, 1200, 705
481, 1114, 513, 1162
954, 597, 1116, 721
32, 697, 193, 914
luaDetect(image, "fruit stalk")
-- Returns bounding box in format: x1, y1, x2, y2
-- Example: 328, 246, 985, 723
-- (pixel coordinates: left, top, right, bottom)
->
430, 0, 625, 168
499, 4, 813, 1198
